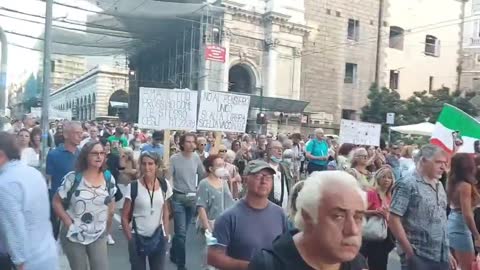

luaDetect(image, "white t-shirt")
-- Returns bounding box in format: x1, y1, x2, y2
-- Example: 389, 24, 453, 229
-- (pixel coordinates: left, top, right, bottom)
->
21, 147, 39, 167
124, 179, 173, 237
58, 172, 117, 245
270, 163, 288, 211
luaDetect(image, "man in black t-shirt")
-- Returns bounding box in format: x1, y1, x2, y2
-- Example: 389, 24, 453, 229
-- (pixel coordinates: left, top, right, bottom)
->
249, 171, 368, 270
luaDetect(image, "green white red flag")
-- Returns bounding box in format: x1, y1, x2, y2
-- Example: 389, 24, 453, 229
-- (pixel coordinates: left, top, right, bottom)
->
430, 104, 480, 154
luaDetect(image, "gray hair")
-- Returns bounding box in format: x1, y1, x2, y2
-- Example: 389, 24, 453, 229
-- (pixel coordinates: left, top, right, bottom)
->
294, 171, 366, 231
413, 144, 445, 164
63, 121, 81, 132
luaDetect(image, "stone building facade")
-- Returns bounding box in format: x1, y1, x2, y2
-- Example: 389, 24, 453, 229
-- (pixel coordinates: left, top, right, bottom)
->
301, 0, 387, 125
50, 66, 128, 121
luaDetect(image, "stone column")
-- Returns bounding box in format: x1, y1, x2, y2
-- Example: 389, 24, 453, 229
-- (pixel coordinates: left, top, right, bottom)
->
292, 47, 302, 99
264, 38, 279, 97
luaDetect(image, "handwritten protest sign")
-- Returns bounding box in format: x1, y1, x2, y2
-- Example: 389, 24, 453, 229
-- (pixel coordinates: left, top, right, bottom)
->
339, 119, 381, 146
197, 91, 251, 133
138, 87, 198, 130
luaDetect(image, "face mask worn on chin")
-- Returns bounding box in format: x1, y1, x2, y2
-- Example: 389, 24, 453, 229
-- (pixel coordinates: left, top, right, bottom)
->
214, 167, 229, 178
271, 156, 282, 163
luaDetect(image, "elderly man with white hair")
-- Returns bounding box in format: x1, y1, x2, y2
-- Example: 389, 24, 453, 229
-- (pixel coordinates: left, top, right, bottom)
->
248, 171, 368, 270
389, 144, 457, 270
305, 128, 330, 174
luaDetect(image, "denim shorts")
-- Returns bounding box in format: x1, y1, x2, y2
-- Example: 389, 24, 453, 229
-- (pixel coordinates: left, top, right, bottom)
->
447, 210, 474, 252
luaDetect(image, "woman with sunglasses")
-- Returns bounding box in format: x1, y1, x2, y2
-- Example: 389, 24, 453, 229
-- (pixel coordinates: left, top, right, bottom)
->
121, 151, 172, 270
52, 141, 116, 270
347, 147, 374, 190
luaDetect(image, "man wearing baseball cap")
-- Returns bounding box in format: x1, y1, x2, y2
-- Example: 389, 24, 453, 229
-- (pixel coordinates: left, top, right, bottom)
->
207, 160, 288, 270
140, 130, 164, 158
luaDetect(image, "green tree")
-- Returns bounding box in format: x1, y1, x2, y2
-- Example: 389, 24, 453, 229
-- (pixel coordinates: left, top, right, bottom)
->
361, 85, 406, 127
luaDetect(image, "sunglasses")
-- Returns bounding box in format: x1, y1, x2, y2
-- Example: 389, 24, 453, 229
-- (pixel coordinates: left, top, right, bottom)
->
219, 150, 227, 153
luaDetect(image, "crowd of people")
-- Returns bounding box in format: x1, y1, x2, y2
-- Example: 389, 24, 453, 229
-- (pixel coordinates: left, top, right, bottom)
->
3, 116, 480, 270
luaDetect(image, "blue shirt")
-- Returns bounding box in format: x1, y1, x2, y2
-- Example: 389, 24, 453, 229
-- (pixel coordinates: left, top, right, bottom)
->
0, 161, 58, 268
390, 170, 449, 262
141, 143, 164, 158
46, 144, 79, 195
305, 138, 329, 166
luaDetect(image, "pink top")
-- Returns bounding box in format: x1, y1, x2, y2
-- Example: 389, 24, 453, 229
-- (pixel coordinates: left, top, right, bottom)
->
367, 189, 391, 210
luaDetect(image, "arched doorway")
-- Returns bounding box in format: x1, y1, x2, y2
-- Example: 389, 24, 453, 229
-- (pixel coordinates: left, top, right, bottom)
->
108, 90, 129, 121
228, 64, 256, 94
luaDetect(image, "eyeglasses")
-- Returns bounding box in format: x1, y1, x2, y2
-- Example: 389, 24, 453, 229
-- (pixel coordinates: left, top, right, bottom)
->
252, 173, 274, 182
199, 144, 206, 146
89, 151, 106, 157
219, 150, 227, 153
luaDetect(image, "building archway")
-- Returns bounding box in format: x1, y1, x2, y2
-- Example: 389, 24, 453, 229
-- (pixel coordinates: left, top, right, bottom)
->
108, 89, 129, 120
228, 64, 256, 94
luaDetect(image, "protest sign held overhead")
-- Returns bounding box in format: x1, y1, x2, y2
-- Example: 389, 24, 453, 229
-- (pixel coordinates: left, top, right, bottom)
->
431, 104, 480, 154
197, 90, 251, 133
339, 119, 381, 146
138, 87, 198, 130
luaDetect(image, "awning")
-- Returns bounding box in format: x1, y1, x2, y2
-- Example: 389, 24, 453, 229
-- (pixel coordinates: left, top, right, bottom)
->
390, 122, 435, 136
110, 101, 129, 108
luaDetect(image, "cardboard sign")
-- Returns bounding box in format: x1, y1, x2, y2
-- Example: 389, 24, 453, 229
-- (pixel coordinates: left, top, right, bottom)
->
339, 119, 381, 146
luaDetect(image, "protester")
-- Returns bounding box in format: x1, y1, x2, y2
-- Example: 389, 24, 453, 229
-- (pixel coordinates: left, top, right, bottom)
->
386, 144, 401, 180
336, 143, 355, 171
360, 166, 395, 270
399, 145, 415, 178
121, 151, 172, 270
169, 133, 205, 270
46, 121, 82, 238
224, 150, 242, 198
267, 140, 294, 210
141, 131, 164, 158
222, 133, 235, 150
347, 147, 374, 190
108, 126, 128, 148
17, 128, 38, 167
447, 153, 480, 270
207, 160, 287, 270
54, 124, 65, 146
52, 141, 116, 270
196, 136, 209, 161
248, 171, 367, 270
286, 180, 305, 230
0, 132, 59, 270
253, 134, 267, 160
231, 140, 242, 153
80, 125, 99, 148
389, 144, 457, 270
117, 148, 138, 208
196, 154, 235, 269
305, 128, 329, 173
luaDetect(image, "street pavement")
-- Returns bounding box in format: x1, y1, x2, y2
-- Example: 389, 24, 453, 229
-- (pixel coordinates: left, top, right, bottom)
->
59, 213, 402, 270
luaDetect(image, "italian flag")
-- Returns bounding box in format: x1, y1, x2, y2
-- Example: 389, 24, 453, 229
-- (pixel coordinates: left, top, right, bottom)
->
431, 104, 480, 154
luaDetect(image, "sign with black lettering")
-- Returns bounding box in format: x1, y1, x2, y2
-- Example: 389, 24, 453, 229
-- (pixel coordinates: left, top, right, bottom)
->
197, 91, 251, 133
138, 87, 197, 130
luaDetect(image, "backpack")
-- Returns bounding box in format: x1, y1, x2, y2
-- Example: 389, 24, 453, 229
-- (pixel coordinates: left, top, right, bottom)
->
128, 178, 168, 223
62, 170, 113, 210
261, 249, 277, 270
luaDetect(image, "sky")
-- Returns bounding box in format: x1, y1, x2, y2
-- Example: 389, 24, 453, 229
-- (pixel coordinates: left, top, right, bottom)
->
0, 0, 103, 85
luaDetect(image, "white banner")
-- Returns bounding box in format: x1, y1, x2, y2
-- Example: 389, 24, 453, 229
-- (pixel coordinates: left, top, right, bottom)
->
339, 119, 381, 146
138, 87, 198, 130
197, 90, 251, 133
30, 107, 72, 120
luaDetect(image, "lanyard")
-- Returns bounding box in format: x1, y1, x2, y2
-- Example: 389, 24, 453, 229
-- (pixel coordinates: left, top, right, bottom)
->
145, 179, 155, 214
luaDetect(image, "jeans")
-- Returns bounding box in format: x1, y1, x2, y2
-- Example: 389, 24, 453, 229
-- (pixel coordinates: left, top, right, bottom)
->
170, 193, 195, 267
0, 255, 12, 270
128, 235, 167, 270
400, 254, 449, 270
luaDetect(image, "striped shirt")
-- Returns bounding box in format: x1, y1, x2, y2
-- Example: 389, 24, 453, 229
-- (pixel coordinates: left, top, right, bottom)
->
0, 160, 58, 269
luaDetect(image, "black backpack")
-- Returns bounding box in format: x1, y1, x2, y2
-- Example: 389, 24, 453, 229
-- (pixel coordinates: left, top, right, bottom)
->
128, 178, 168, 223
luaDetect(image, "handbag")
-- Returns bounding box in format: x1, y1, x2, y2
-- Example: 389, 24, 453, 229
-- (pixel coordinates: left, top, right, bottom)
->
362, 216, 388, 241
133, 223, 165, 257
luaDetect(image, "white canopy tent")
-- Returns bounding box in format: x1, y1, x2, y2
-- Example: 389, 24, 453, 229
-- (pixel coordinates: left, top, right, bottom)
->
389, 122, 435, 136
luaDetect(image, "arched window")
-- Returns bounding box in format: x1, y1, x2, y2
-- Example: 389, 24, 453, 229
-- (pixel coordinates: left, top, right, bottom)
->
389, 26, 404, 50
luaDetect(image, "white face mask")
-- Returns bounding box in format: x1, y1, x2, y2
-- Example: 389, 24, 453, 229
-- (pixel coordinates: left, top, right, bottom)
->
214, 167, 229, 178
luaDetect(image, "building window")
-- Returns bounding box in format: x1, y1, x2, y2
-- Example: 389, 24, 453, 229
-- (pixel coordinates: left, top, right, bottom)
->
344, 63, 357, 84
473, 78, 480, 90
342, 109, 356, 120
347, 19, 360, 41
429, 76, 434, 92
425, 35, 440, 57
389, 70, 399, 90
389, 26, 404, 50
